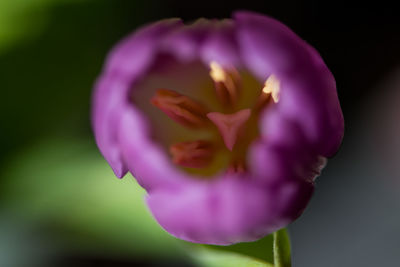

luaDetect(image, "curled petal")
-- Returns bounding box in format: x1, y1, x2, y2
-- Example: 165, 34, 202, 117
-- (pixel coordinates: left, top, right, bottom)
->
92, 19, 183, 177
147, 178, 312, 245
235, 11, 344, 156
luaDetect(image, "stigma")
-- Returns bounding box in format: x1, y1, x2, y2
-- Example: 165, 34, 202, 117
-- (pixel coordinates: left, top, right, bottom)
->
207, 109, 251, 151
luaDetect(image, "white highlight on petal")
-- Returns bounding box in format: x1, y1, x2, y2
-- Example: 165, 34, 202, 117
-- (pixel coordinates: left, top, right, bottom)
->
262, 74, 280, 103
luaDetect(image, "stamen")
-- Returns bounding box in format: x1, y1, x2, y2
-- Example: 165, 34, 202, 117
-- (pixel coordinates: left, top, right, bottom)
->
151, 89, 209, 128
207, 109, 251, 151
209, 61, 241, 106
262, 74, 280, 103
255, 90, 271, 111
255, 74, 280, 111
170, 140, 215, 168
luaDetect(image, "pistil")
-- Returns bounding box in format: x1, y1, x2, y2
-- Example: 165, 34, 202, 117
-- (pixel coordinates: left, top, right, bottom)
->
207, 109, 251, 151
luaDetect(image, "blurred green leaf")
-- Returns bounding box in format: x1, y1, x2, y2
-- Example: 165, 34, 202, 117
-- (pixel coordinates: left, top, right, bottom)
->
192, 247, 274, 267
0, 138, 189, 260
203, 235, 274, 263
0, 0, 91, 53
0, 0, 166, 164
0, 0, 54, 53
190, 228, 291, 267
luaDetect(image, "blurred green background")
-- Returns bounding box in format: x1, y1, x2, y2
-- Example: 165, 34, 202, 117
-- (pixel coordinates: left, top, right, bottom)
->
1, 0, 399, 266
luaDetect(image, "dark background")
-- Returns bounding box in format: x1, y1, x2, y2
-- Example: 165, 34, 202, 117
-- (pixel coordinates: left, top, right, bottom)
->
1, 1, 399, 266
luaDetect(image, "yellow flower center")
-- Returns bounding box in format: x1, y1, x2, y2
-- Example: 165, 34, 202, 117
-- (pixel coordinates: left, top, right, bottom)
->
132, 58, 280, 177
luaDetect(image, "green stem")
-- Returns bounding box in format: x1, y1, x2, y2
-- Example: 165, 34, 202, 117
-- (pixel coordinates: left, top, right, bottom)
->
273, 229, 292, 267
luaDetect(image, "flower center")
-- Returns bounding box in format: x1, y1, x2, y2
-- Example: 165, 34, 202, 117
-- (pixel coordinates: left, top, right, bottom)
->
145, 61, 280, 176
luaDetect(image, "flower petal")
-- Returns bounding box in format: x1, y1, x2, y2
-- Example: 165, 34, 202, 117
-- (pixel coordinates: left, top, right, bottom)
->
92, 19, 183, 177
147, 177, 310, 245
200, 20, 241, 67
234, 11, 344, 157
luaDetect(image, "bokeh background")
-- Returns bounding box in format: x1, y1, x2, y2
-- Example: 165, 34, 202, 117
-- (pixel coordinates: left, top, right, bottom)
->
1, 1, 399, 266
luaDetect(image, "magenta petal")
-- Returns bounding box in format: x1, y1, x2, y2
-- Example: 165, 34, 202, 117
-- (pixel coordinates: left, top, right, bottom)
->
118, 106, 188, 191
92, 19, 183, 177
162, 18, 213, 62
92, 74, 129, 178
200, 20, 241, 67
148, 178, 274, 245
106, 18, 183, 78
235, 11, 344, 156
147, 176, 313, 245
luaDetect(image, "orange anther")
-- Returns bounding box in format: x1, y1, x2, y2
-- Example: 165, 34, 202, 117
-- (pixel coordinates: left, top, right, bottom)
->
151, 89, 209, 128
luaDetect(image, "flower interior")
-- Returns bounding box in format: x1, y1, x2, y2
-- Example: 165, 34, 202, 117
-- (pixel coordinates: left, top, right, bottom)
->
132, 55, 280, 177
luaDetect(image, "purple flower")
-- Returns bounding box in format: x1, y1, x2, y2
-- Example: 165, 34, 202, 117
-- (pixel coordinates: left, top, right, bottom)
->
92, 11, 344, 245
